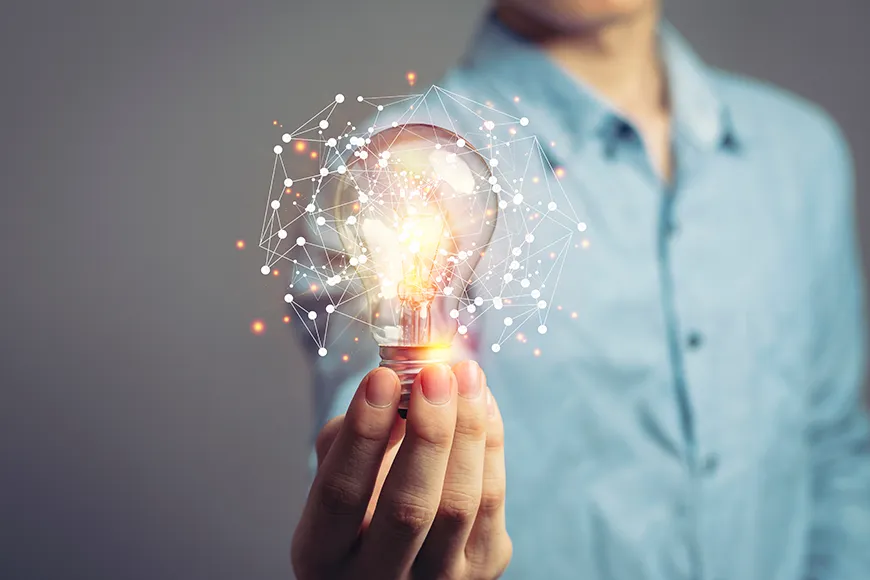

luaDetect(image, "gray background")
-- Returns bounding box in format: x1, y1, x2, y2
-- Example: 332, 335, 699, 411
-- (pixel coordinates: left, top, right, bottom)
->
1, 1, 868, 578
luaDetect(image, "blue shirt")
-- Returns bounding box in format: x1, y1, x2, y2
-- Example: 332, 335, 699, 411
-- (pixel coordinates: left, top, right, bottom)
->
313, 16, 870, 580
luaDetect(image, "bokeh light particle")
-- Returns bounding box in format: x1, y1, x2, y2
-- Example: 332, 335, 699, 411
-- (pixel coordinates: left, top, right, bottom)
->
251, 320, 266, 335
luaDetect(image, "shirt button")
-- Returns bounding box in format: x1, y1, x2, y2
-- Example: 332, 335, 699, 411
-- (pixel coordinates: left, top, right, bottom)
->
686, 331, 704, 350
700, 453, 720, 475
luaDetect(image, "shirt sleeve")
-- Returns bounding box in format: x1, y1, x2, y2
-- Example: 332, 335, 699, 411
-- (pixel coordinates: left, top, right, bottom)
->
804, 116, 870, 579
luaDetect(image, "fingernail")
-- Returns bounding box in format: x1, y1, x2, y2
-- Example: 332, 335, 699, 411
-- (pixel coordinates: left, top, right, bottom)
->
421, 364, 452, 405
486, 387, 495, 417
456, 361, 482, 399
365, 368, 396, 408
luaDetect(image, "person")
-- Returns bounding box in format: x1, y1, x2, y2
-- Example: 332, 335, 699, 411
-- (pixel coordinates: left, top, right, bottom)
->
291, 0, 870, 578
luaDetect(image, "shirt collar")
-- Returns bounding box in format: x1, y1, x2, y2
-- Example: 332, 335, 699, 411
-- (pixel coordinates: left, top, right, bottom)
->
459, 14, 738, 163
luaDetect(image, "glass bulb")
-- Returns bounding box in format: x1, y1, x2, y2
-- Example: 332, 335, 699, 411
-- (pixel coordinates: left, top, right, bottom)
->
334, 124, 498, 416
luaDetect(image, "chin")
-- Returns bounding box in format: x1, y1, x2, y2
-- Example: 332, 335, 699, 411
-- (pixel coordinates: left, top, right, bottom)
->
502, 0, 653, 30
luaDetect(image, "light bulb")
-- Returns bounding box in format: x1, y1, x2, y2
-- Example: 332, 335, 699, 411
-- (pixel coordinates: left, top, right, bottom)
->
334, 124, 498, 417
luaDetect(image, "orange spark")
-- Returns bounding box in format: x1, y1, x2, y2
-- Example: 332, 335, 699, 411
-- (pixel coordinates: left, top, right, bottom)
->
342, 354, 349, 362
310, 151, 318, 159
285, 187, 292, 194
555, 167, 565, 179
283, 315, 291, 324
294, 141, 307, 153
235, 240, 245, 250
272, 120, 278, 126
250, 319, 266, 335
309, 283, 319, 292
406, 71, 417, 86
272, 269, 280, 276
354, 337, 359, 342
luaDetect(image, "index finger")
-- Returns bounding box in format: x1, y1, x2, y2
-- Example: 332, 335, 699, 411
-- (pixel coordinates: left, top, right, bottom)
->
291, 367, 399, 577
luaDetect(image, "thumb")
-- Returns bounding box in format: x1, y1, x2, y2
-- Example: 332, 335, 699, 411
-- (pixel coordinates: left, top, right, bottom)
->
314, 415, 344, 467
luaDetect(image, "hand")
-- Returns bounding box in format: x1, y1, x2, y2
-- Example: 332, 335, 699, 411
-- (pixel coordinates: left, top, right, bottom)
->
291, 361, 511, 580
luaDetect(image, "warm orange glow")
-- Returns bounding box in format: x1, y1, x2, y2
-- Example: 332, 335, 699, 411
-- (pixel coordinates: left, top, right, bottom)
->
353, 203, 359, 211
310, 283, 319, 292
294, 141, 307, 153
354, 337, 359, 342
272, 120, 278, 126
310, 151, 318, 159
235, 240, 245, 250
285, 187, 292, 194
513, 96, 520, 103
342, 354, 349, 362
283, 315, 291, 323
407, 71, 417, 86
272, 269, 280, 276
555, 167, 565, 179
532, 176, 539, 183
571, 312, 578, 319
533, 348, 541, 357
250, 320, 266, 334
509, 127, 517, 135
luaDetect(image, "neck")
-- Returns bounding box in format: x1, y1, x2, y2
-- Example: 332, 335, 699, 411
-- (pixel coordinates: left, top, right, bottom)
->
496, 4, 668, 118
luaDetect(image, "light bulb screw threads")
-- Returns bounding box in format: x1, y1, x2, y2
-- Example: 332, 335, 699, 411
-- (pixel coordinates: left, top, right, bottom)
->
379, 345, 450, 419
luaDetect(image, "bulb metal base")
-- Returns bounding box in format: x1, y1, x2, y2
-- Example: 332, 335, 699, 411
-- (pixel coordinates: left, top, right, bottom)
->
379, 345, 451, 419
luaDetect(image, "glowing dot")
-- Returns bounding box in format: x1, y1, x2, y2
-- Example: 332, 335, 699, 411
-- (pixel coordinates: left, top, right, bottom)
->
484, 120, 495, 131
531, 289, 541, 299
548, 202, 557, 211
284, 293, 294, 303
503, 273, 513, 283
406, 71, 416, 85
582, 239, 590, 249
250, 320, 265, 334
571, 312, 578, 319
492, 184, 502, 194
271, 200, 280, 210
320, 167, 329, 176
513, 193, 523, 205
467, 304, 476, 314
260, 266, 270, 275
277, 229, 287, 239
509, 260, 520, 270
284, 178, 293, 187
555, 167, 566, 178
308, 311, 317, 320
357, 95, 364, 102
296, 237, 306, 246
335, 93, 345, 103
456, 139, 466, 148
306, 203, 316, 213
491, 158, 499, 167
504, 317, 513, 326
449, 309, 459, 319
578, 222, 587, 232
493, 297, 503, 310
272, 269, 280, 276
283, 316, 290, 323
337, 165, 347, 174
488, 176, 498, 185
346, 215, 357, 225
474, 296, 484, 306
525, 233, 535, 243
342, 354, 349, 362
318, 347, 327, 357
235, 240, 245, 249
520, 278, 530, 288
458, 325, 468, 335
538, 325, 547, 334
538, 300, 547, 309
273, 145, 283, 154
316, 216, 326, 226
319, 120, 329, 130
520, 117, 529, 126
327, 138, 337, 147
491, 343, 501, 353
533, 348, 541, 357
294, 141, 307, 152
282, 133, 291, 143
377, 105, 384, 111
498, 200, 508, 209
326, 304, 335, 313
